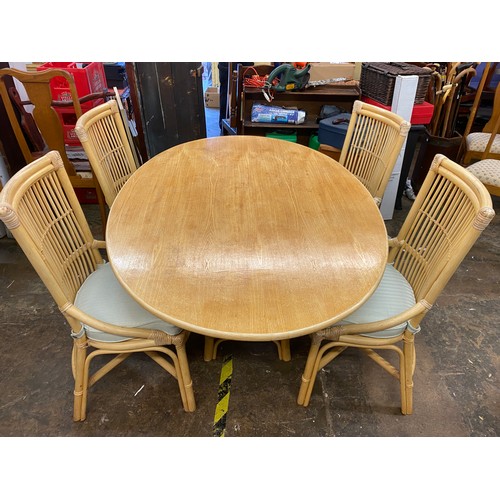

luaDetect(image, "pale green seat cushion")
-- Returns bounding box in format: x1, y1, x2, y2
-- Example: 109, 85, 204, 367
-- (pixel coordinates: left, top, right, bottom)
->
75, 262, 182, 342
338, 263, 416, 338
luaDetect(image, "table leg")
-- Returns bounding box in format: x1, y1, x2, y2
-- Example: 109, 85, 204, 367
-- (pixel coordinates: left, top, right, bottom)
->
204, 336, 216, 361
278, 339, 291, 361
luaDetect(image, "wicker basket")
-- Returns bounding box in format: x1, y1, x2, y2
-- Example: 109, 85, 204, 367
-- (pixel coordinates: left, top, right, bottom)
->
360, 62, 432, 105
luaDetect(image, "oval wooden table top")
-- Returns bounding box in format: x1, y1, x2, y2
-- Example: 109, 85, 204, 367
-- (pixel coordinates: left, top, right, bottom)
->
106, 136, 388, 341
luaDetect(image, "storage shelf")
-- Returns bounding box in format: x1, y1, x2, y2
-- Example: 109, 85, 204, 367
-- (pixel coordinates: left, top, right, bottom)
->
244, 85, 360, 98
240, 84, 360, 145
243, 119, 319, 129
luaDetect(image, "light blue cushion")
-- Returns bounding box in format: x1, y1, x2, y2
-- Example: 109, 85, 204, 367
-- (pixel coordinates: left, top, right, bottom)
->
74, 262, 182, 342
338, 263, 416, 338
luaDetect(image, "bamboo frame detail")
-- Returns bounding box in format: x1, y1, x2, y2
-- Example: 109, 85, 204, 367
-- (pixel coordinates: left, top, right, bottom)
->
297, 154, 495, 415
75, 99, 139, 209
0, 151, 196, 421
339, 100, 411, 207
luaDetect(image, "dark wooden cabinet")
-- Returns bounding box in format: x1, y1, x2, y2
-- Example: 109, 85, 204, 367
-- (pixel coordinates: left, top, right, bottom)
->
0, 62, 26, 176
128, 62, 207, 159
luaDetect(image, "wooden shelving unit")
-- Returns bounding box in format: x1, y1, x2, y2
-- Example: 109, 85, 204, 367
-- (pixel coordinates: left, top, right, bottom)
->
240, 85, 360, 145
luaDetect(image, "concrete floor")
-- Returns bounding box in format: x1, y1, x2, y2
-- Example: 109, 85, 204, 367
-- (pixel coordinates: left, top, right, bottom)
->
1, 191, 499, 439
1, 159, 498, 500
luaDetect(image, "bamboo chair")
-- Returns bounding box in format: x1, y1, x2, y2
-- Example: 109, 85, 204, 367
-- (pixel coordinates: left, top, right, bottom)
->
463, 78, 500, 165
0, 151, 196, 421
339, 100, 411, 206
466, 102, 500, 197
75, 99, 139, 207
0, 67, 108, 234
297, 154, 494, 414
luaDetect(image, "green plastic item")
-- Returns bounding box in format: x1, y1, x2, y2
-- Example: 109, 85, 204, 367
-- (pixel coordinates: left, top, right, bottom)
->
309, 133, 320, 150
264, 63, 311, 92
265, 130, 298, 142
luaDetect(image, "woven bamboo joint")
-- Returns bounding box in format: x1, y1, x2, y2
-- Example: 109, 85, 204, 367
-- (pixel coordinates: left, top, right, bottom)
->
47, 150, 65, 170
400, 121, 411, 135
0, 203, 18, 230
74, 125, 88, 142
149, 330, 183, 346
353, 100, 363, 113
388, 237, 404, 248
317, 326, 343, 341
430, 154, 444, 172
421, 299, 433, 311
473, 207, 496, 231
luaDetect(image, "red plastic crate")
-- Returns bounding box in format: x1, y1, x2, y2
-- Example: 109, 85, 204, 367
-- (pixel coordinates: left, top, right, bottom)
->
361, 96, 434, 125
55, 98, 105, 145
37, 62, 107, 102
37, 62, 107, 145
57, 112, 80, 145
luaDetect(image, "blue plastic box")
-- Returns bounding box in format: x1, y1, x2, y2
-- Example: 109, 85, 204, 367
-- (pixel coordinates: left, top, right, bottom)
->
318, 113, 351, 149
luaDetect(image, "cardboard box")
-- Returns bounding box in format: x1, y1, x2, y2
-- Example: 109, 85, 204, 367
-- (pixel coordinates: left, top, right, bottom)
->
204, 86, 220, 108
308, 63, 356, 82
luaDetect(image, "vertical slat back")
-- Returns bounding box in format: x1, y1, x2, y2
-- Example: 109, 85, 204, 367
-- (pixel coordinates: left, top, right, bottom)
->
391, 154, 495, 303
0, 152, 102, 306
340, 101, 410, 204
75, 100, 137, 207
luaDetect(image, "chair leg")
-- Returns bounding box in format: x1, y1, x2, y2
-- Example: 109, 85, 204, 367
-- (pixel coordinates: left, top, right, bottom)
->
145, 348, 193, 412
80, 350, 100, 421
176, 343, 196, 412
297, 334, 322, 406
71, 337, 87, 422
402, 332, 415, 415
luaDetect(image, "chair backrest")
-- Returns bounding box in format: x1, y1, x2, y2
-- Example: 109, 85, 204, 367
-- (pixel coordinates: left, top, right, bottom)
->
389, 154, 494, 308
481, 68, 500, 134
75, 99, 138, 207
481, 99, 500, 160
340, 100, 411, 205
0, 151, 103, 313
0, 67, 83, 178
470, 97, 500, 197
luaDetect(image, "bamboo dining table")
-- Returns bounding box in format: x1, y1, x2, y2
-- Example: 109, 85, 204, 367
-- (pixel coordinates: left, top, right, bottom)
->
106, 135, 388, 360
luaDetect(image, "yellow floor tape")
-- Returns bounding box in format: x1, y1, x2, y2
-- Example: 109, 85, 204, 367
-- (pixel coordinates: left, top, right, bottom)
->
213, 354, 233, 437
